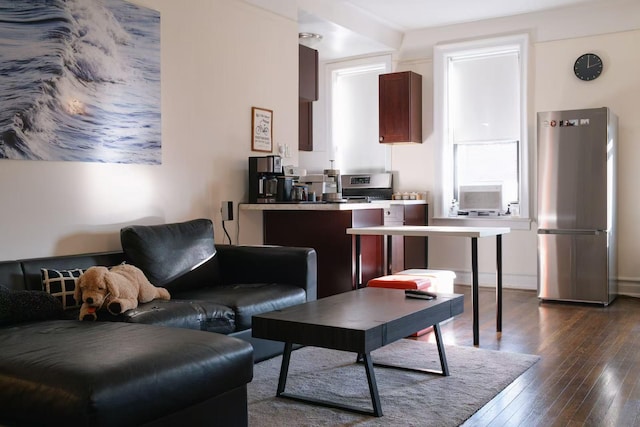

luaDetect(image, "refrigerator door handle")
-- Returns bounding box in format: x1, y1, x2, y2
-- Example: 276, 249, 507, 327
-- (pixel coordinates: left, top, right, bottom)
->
537, 229, 603, 235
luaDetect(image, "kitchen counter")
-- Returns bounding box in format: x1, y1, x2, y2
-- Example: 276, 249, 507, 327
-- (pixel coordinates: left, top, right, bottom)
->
240, 199, 425, 211
243, 199, 428, 299
387, 199, 428, 206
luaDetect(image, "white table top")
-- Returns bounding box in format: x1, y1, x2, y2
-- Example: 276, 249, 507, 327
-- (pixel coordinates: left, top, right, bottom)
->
346, 225, 510, 238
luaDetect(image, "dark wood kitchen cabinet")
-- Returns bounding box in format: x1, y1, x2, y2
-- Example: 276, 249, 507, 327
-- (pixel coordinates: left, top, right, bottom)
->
264, 209, 384, 298
299, 44, 318, 151
378, 71, 422, 144
299, 44, 318, 102
299, 101, 313, 151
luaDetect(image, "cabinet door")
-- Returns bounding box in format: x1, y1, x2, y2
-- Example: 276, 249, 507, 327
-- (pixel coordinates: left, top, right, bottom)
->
264, 209, 383, 299
379, 71, 422, 143
299, 45, 318, 102
299, 101, 313, 151
403, 204, 428, 269
388, 204, 428, 273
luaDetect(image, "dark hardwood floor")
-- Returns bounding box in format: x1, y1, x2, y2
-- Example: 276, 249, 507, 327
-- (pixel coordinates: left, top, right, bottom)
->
416, 285, 640, 427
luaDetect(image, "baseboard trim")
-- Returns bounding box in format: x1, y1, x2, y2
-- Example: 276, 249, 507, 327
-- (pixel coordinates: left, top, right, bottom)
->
451, 271, 640, 298
453, 271, 537, 291
618, 278, 640, 298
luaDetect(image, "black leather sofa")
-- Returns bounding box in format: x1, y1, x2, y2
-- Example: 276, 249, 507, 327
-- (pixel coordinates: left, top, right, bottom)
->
0, 218, 317, 426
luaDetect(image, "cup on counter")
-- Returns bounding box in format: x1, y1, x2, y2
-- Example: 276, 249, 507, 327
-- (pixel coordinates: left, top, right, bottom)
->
510, 201, 520, 217
291, 184, 309, 202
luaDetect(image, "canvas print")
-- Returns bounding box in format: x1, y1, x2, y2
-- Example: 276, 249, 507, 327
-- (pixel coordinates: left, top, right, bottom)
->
0, 0, 161, 164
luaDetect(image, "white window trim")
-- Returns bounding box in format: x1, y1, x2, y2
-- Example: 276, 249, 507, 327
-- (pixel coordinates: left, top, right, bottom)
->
433, 34, 531, 230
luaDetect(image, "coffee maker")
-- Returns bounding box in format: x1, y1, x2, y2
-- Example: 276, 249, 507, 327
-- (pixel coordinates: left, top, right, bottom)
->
249, 155, 291, 203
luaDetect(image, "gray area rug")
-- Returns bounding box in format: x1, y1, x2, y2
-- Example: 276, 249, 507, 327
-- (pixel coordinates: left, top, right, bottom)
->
248, 339, 539, 426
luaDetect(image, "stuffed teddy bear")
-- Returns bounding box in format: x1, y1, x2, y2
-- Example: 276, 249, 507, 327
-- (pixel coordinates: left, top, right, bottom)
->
74, 264, 170, 321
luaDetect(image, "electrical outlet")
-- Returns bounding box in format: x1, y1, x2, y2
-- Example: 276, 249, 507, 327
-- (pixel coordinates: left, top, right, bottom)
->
221, 201, 234, 221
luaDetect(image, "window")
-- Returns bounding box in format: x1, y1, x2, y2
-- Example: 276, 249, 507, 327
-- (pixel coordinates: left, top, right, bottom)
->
327, 55, 392, 173
434, 34, 529, 222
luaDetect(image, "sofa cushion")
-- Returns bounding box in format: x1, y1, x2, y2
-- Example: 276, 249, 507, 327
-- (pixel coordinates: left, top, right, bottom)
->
110, 299, 236, 334
0, 261, 25, 291
0, 286, 64, 326
20, 252, 127, 291
173, 283, 307, 331
0, 320, 253, 427
120, 219, 221, 292
40, 268, 84, 310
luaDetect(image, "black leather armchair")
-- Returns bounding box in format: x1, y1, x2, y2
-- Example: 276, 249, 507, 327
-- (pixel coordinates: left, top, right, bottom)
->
120, 218, 317, 361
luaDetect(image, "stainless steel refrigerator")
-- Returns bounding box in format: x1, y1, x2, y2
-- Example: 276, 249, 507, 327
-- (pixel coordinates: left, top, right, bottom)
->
537, 107, 617, 305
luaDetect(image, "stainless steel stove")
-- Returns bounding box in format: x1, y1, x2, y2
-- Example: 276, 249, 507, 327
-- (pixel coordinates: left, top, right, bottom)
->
341, 173, 393, 202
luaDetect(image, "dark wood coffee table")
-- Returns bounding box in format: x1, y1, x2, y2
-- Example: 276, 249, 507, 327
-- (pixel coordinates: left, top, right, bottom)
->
252, 287, 464, 417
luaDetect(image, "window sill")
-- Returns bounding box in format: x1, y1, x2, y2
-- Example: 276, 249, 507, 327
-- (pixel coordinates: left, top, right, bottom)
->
431, 216, 532, 230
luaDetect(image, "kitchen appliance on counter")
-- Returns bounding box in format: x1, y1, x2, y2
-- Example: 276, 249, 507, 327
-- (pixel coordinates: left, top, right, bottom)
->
297, 161, 344, 202
299, 174, 328, 200
341, 173, 393, 201
537, 107, 617, 305
323, 161, 342, 202
249, 155, 291, 203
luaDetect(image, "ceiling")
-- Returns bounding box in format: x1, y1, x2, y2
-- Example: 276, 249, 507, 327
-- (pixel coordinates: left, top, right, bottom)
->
246, 0, 611, 60
335, 0, 608, 32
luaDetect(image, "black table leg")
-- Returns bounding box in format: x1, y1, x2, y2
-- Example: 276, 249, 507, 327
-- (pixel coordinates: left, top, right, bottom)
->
281, 339, 451, 418
496, 234, 503, 333
433, 324, 450, 376
357, 329, 450, 377
363, 352, 383, 417
278, 347, 384, 417
355, 235, 362, 288
386, 235, 392, 275
472, 237, 479, 346
277, 342, 292, 396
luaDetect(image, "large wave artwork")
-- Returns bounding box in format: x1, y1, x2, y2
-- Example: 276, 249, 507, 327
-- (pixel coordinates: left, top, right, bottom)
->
0, 0, 161, 164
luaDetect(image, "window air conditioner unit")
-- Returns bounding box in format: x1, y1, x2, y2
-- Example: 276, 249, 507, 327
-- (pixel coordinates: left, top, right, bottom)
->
458, 185, 502, 216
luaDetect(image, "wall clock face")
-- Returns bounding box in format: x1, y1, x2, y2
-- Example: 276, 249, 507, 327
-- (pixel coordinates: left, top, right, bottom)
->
574, 53, 603, 81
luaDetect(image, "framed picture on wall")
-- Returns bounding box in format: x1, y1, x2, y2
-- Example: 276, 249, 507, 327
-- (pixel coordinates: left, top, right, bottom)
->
251, 107, 273, 152
0, 0, 161, 164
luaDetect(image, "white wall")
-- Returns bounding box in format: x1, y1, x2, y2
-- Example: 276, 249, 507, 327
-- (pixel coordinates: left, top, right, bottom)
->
0, 0, 298, 260
391, 5, 640, 294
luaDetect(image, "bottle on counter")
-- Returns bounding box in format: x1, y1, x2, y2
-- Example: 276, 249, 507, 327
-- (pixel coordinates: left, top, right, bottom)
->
510, 201, 520, 217
449, 199, 459, 217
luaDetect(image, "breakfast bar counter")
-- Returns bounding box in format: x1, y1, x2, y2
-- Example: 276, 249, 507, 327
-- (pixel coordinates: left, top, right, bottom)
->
240, 200, 422, 211
241, 202, 387, 298
241, 201, 429, 298
241, 201, 430, 298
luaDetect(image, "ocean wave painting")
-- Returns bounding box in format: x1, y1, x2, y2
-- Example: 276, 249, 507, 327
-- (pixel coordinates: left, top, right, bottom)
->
0, 0, 161, 164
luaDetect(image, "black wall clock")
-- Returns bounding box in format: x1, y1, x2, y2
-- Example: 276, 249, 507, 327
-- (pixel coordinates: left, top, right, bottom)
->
574, 53, 603, 81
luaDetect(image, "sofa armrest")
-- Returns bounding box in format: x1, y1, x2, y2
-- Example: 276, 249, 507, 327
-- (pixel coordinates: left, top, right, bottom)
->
215, 245, 317, 302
